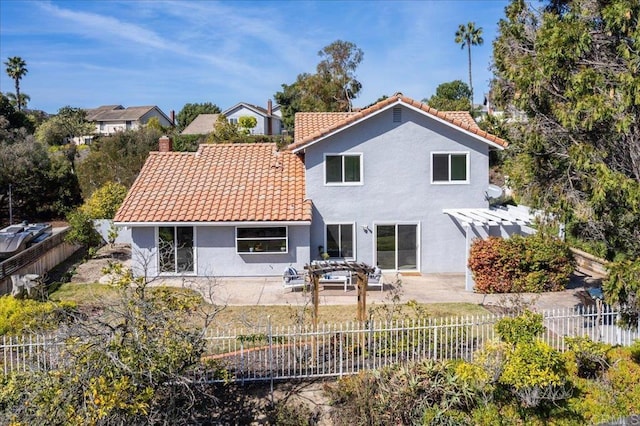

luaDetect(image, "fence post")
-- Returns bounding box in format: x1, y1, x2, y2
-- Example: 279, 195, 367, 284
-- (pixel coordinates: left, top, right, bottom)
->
268, 315, 274, 403
433, 322, 438, 360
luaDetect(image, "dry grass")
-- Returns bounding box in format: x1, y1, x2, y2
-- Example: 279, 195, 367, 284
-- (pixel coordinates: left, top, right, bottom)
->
49, 282, 489, 328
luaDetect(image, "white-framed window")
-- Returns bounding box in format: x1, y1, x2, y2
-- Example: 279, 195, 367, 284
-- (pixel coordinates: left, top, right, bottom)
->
236, 226, 288, 253
228, 117, 238, 125
158, 226, 195, 273
325, 223, 355, 259
431, 152, 469, 184
325, 153, 362, 185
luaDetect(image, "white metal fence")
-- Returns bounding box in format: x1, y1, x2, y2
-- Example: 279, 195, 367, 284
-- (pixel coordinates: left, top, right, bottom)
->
3, 305, 639, 381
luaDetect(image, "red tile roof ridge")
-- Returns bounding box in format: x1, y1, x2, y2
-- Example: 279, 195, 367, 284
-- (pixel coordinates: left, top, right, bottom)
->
288, 94, 507, 150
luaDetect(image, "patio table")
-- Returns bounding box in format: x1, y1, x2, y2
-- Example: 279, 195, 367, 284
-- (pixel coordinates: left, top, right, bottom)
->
319, 275, 351, 292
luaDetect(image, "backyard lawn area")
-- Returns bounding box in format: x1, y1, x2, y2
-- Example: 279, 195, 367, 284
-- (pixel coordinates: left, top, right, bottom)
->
49, 282, 490, 328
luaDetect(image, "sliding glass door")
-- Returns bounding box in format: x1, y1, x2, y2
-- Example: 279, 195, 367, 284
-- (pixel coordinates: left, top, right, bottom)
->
375, 224, 418, 271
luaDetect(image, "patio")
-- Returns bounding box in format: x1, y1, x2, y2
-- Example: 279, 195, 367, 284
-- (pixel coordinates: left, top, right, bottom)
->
152, 271, 592, 312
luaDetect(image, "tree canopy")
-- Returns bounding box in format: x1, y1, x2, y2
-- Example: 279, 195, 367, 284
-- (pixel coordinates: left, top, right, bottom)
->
35, 106, 94, 146
76, 127, 162, 198
491, 0, 640, 261
274, 40, 364, 132
176, 102, 221, 132
424, 80, 472, 111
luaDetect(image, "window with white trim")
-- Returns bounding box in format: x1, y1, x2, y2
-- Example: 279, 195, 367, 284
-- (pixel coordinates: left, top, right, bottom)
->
158, 226, 194, 273
431, 152, 469, 183
326, 223, 355, 258
236, 227, 287, 253
325, 154, 362, 184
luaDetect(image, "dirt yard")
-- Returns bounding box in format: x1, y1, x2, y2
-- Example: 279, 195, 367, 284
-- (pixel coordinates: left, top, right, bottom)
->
69, 244, 131, 284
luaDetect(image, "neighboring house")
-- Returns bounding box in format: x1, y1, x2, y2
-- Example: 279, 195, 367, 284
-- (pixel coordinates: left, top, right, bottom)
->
222, 100, 283, 135
83, 105, 174, 142
180, 113, 219, 135
115, 94, 515, 280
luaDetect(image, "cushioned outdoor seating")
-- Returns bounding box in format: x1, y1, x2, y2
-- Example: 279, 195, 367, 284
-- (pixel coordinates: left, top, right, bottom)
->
282, 266, 307, 291
367, 267, 384, 291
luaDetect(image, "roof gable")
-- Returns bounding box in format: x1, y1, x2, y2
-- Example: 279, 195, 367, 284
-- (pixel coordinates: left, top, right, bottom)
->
86, 105, 172, 123
114, 143, 311, 223
181, 114, 219, 135
222, 102, 281, 118
288, 94, 507, 152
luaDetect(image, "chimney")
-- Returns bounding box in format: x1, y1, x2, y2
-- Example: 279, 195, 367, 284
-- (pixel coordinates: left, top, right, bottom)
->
267, 99, 273, 136
170, 110, 175, 126
159, 135, 173, 152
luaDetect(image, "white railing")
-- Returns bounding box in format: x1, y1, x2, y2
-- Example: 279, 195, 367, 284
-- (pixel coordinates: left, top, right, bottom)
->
3, 306, 639, 380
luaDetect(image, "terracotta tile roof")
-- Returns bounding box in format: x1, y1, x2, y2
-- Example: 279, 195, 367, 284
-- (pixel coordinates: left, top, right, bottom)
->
289, 94, 507, 151
294, 112, 358, 142
114, 143, 311, 223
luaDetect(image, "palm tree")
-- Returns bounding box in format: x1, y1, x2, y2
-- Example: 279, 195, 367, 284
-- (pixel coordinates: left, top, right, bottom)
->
4, 56, 28, 111
455, 22, 484, 106
6, 92, 30, 110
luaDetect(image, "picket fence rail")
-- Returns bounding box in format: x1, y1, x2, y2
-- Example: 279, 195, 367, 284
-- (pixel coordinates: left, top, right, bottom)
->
3, 305, 639, 382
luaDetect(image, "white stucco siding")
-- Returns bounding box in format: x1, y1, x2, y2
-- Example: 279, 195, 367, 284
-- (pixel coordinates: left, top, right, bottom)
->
130, 224, 310, 278
304, 106, 491, 273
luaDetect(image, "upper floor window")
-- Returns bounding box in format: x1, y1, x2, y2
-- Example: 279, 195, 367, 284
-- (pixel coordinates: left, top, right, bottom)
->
325, 154, 362, 185
431, 152, 469, 183
228, 117, 238, 125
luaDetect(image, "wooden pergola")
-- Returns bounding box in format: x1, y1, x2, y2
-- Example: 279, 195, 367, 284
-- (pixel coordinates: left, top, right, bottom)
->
304, 260, 375, 327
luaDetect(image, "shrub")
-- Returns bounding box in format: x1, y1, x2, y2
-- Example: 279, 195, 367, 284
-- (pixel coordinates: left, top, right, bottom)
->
604, 346, 640, 413
495, 311, 544, 345
500, 340, 570, 408
468, 237, 514, 293
0, 295, 76, 335
564, 336, 610, 379
603, 258, 640, 325
468, 233, 574, 293
326, 360, 478, 425
65, 209, 102, 248
80, 181, 128, 219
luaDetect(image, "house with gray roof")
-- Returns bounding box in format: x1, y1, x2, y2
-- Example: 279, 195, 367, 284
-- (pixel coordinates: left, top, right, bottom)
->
180, 113, 219, 135
85, 105, 173, 138
222, 100, 283, 135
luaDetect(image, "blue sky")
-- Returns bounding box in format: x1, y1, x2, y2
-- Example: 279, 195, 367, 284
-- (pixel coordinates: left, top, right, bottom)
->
1, 0, 511, 115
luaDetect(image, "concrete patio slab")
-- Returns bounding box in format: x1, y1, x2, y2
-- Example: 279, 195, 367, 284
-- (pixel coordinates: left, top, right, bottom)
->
151, 272, 594, 313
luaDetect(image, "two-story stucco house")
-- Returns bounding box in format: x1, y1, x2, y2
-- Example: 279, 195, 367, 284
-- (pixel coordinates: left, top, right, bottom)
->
222, 100, 283, 135
114, 94, 511, 281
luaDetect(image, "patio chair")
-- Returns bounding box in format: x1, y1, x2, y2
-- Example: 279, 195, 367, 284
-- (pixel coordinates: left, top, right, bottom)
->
367, 267, 384, 291
282, 266, 307, 291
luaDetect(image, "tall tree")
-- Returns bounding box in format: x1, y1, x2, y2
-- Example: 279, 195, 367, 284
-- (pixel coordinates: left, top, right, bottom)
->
4, 57, 28, 111
316, 40, 364, 112
175, 102, 221, 132
274, 40, 364, 132
76, 127, 162, 198
424, 80, 472, 111
491, 0, 640, 260
6, 92, 30, 110
35, 106, 94, 146
455, 22, 484, 105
